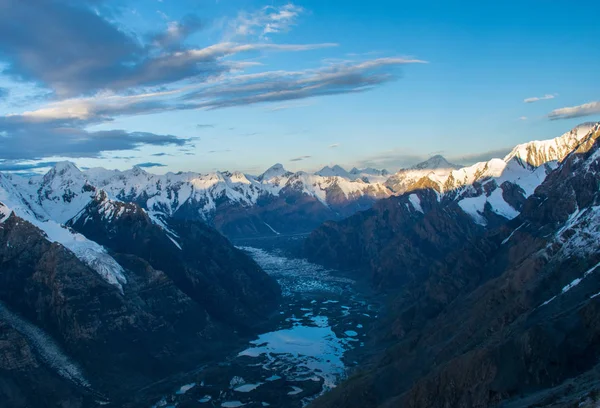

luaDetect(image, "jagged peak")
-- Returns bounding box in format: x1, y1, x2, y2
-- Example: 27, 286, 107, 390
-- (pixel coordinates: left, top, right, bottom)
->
267, 163, 285, 171
258, 163, 290, 181
350, 167, 390, 176
129, 165, 150, 177
46, 161, 81, 176
411, 155, 460, 170
41, 161, 84, 186
316, 165, 351, 178
503, 122, 600, 168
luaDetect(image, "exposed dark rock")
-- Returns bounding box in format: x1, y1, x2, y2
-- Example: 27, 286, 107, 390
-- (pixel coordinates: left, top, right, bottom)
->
0, 194, 280, 406
69, 193, 281, 327
305, 189, 484, 289
309, 125, 600, 408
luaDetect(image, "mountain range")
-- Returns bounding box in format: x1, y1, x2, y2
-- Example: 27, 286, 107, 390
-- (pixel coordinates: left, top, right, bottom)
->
2, 122, 596, 242
306, 122, 600, 408
1, 122, 600, 407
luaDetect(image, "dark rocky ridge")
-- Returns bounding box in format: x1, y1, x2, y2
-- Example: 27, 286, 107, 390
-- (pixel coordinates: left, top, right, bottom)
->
308, 125, 600, 407
69, 192, 280, 327
305, 185, 509, 289
0, 194, 281, 407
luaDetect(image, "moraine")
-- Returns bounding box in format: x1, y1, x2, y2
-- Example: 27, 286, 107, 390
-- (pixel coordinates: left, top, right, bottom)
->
151, 235, 380, 408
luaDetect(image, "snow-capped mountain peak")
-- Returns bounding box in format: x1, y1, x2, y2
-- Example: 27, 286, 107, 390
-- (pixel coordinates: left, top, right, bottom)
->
316, 165, 351, 178
411, 155, 460, 170
47, 161, 81, 175
29, 162, 96, 224
257, 163, 291, 181
503, 122, 597, 168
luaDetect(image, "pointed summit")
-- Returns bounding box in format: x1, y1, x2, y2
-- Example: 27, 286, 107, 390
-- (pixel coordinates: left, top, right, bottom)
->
42, 161, 83, 186
411, 155, 460, 170
47, 161, 81, 176
316, 165, 351, 178
258, 163, 291, 181
129, 165, 150, 177
503, 121, 599, 168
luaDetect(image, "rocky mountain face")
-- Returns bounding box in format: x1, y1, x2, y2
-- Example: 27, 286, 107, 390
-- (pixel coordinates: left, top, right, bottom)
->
0, 172, 281, 406
308, 123, 600, 408
305, 125, 593, 285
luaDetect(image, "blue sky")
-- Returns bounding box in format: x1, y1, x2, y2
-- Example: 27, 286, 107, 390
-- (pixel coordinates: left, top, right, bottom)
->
0, 0, 599, 174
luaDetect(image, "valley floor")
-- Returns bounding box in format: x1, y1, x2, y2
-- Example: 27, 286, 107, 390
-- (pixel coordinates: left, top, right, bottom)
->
147, 235, 383, 408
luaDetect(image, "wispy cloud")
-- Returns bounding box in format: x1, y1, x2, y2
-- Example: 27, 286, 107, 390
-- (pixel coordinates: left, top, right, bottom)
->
15, 57, 422, 124
449, 148, 513, 164
268, 102, 313, 112
354, 150, 427, 170
150, 14, 204, 50
227, 4, 305, 40
354, 147, 513, 171
519, 116, 528, 120
0, 1, 427, 163
135, 162, 167, 168
182, 57, 426, 110
329, 143, 340, 148
524, 94, 556, 103
0, 160, 58, 172
197, 124, 215, 128
0, 1, 332, 97
548, 101, 600, 120
290, 155, 311, 162
0, 115, 189, 160
151, 152, 172, 157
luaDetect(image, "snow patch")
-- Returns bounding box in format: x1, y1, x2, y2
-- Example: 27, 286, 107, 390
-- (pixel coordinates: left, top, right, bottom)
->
408, 194, 423, 213
176, 383, 196, 395
263, 222, 280, 235
502, 223, 526, 245
234, 383, 263, 392
287, 386, 303, 396
0, 302, 90, 388
458, 195, 487, 226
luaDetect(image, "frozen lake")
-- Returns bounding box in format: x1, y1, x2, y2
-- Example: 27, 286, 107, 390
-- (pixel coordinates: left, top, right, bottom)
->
152, 240, 378, 408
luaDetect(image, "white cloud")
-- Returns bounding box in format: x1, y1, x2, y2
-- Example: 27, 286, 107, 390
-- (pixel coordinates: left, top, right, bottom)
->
228, 4, 305, 39
524, 94, 556, 103
548, 101, 600, 120
519, 116, 528, 120
13, 56, 424, 124
329, 143, 340, 148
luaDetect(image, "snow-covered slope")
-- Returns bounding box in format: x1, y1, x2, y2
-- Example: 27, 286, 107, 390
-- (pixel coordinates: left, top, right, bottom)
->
504, 122, 596, 168
81, 163, 392, 221
385, 155, 461, 195
349, 167, 390, 184
385, 124, 599, 226
0, 161, 392, 239
0, 174, 126, 291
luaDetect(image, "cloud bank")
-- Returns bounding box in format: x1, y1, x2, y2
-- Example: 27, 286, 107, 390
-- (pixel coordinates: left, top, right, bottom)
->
548, 101, 600, 120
